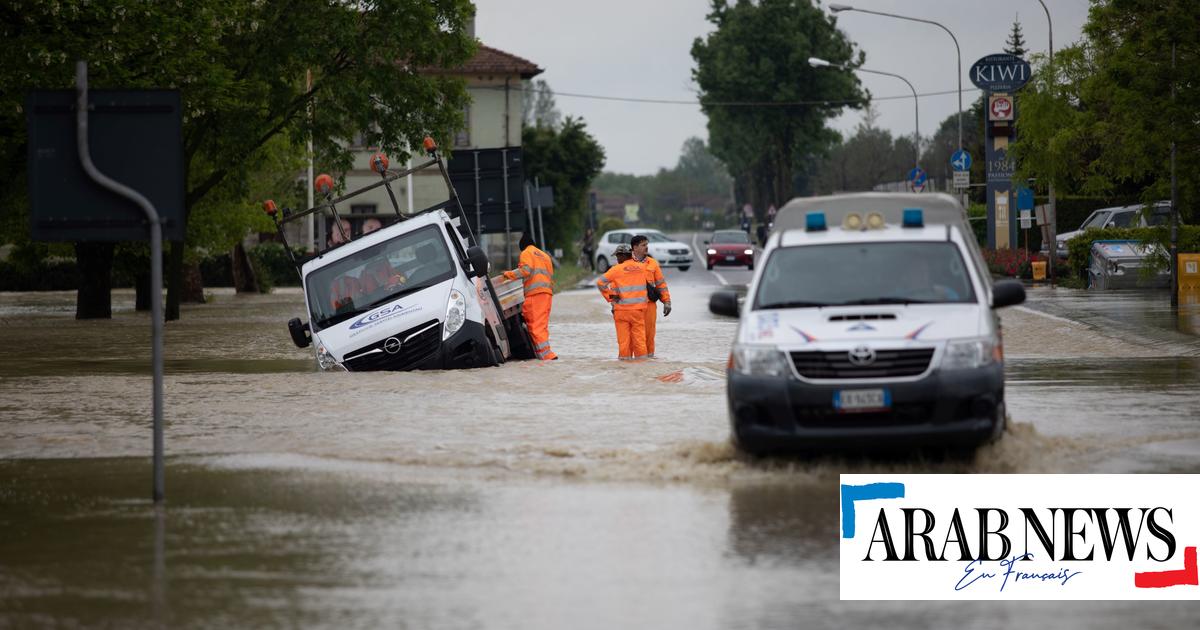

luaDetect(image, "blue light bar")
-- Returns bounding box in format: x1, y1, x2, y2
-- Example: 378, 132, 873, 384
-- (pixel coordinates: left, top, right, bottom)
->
806, 211, 827, 231
902, 208, 924, 228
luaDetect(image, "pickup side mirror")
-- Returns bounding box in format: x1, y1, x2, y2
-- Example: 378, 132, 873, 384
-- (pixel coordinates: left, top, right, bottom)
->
709, 290, 741, 318
992, 280, 1026, 308
288, 318, 311, 348
466, 245, 490, 278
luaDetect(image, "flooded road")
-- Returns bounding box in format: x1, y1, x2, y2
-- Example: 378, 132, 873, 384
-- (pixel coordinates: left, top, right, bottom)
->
3, 254, 1200, 627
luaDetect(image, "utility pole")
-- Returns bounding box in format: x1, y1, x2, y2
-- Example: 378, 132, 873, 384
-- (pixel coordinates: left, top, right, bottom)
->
1170, 41, 1179, 307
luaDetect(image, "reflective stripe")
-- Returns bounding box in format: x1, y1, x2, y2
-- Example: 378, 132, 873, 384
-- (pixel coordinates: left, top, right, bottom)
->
617, 296, 648, 305
613, 285, 644, 294
534, 341, 551, 350
527, 268, 552, 277
526, 281, 554, 291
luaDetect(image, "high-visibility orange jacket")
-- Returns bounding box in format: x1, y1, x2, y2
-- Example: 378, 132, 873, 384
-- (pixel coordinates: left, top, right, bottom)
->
637, 255, 671, 304
503, 245, 555, 297
597, 259, 649, 311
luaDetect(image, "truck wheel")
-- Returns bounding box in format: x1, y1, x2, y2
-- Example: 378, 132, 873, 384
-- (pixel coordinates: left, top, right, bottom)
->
484, 327, 505, 366
596, 256, 610, 273
505, 314, 536, 360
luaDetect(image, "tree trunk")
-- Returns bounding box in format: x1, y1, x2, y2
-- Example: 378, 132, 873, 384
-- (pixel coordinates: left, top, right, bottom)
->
74, 242, 114, 320
134, 270, 151, 312
182, 260, 206, 303
166, 241, 184, 321
231, 241, 260, 294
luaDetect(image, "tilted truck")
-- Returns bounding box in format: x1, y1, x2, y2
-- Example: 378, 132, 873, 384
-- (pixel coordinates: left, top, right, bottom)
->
264, 137, 535, 371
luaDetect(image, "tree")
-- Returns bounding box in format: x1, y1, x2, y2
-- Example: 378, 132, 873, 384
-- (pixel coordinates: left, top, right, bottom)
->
691, 0, 865, 217
1005, 17, 1028, 58
1011, 0, 1199, 221
521, 117, 606, 253
813, 106, 925, 194
0, 0, 476, 319
921, 96, 986, 200
522, 79, 562, 130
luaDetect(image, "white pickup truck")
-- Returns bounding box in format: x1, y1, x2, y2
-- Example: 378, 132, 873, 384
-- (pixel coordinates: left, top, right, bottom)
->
267, 139, 534, 371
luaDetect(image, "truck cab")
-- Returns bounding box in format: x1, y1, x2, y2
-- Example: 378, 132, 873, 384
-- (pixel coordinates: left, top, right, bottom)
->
272, 140, 535, 371
709, 192, 1026, 455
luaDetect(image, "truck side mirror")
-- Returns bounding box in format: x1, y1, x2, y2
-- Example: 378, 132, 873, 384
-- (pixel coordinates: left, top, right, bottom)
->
991, 280, 1026, 308
466, 245, 489, 278
288, 318, 311, 348
709, 290, 740, 318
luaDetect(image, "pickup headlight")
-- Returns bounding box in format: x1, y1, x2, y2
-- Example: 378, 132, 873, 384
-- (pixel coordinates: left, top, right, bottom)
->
942, 338, 997, 370
732, 343, 790, 377
443, 289, 466, 339
316, 344, 344, 371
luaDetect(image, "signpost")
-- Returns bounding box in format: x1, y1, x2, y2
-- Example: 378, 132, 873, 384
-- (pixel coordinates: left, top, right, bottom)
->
971, 53, 1031, 249
950, 149, 971, 190
907, 166, 928, 193
27, 62, 183, 503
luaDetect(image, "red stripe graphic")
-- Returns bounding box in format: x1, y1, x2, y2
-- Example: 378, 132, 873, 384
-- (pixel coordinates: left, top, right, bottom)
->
1134, 546, 1198, 588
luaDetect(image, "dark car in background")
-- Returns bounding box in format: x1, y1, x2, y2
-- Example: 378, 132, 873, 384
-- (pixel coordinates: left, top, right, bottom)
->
705, 230, 755, 270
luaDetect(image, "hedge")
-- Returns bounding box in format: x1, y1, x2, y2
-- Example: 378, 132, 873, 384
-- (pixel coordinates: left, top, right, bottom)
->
1064, 225, 1200, 280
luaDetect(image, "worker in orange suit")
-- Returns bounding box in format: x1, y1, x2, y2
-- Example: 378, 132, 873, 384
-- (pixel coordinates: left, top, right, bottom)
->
502, 233, 558, 360
630, 234, 671, 358
596, 244, 649, 361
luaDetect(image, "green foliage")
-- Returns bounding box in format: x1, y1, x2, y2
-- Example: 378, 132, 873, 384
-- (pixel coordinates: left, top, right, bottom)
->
1012, 2, 1200, 222
551, 261, 591, 292
249, 241, 303, 288
813, 106, 919, 194
692, 0, 864, 207
0, 0, 476, 256
598, 217, 626, 234
921, 96, 987, 201
521, 117, 606, 253
1004, 19, 1027, 58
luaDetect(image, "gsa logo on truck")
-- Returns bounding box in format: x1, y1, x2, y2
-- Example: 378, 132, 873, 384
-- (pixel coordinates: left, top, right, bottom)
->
349, 302, 422, 330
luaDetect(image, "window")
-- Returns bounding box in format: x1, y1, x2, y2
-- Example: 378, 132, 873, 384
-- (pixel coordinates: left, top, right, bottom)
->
607, 232, 627, 243
713, 232, 750, 244
454, 103, 471, 148
351, 204, 376, 215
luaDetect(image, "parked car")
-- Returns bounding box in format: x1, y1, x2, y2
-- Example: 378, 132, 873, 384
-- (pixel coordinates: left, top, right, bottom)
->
1045, 201, 1173, 260
1088, 240, 1171, 290
594, 228, 693, 272
704, 230, 755, 270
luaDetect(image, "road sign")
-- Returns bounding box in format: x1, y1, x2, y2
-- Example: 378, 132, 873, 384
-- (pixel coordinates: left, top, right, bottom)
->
1019, 209, 1033, 230
969, 53, 1032, 92
1016, 187, 1034, 210
953, 171, 969, 189
989, 95, 1014, 122
950, 149, 972, 172
907, 167, 927, 192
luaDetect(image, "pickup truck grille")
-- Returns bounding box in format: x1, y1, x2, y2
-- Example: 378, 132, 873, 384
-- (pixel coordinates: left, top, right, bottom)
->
789, 348, 934, 379
343, 319, 441, 371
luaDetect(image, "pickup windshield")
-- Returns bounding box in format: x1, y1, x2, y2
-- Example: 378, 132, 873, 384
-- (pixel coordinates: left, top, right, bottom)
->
753, 242, 976, 309
306, 224, 456, 330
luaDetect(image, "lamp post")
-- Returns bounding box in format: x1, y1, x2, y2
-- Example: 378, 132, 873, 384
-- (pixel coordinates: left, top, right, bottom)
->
809, 57, 920, 170
829, 3, 962, 154
1034, 0, 1057, 282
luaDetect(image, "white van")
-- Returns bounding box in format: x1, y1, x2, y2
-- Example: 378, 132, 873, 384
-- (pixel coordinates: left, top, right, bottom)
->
271, 141, 534, 371
709, 193, 1026, 455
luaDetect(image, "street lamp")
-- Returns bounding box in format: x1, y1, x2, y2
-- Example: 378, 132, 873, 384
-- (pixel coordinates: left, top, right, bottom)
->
829, 3, 962, 154
1034, 0, 1058, 282
808, 57, 920, 170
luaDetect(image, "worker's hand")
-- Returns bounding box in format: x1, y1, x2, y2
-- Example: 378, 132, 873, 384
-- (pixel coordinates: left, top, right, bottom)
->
663, 302, 672, 317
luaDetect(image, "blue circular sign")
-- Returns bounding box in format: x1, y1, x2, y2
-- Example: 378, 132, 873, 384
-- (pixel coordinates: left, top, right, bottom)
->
907, 167, 927, 191
950, 149, 972, 172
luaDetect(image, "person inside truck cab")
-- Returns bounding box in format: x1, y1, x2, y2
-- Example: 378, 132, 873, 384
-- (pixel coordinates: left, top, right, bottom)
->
329, 273, 363, 311
897, 256, 962, 302
359, 255, 407, 294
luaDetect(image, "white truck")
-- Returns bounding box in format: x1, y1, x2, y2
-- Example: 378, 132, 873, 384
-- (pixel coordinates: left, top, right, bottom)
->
266, 138, 535, 371
709, 192, 1026, 455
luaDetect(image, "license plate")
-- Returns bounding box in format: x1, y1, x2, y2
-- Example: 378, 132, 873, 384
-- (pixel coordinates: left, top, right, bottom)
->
833, 389, 891, 413
725, 255, 736, 261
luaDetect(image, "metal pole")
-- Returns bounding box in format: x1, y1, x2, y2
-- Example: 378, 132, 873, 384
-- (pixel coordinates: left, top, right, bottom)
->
306, 69, 315, 252
813, 59, 919, 168
1036, 0, 1057, 282
1170, 41, 1179, 307
535, 176, 546, 249
502, 148, 512, 269
406, 155, 414, 214
75, 61, 165, 503
473, 151, 482, 242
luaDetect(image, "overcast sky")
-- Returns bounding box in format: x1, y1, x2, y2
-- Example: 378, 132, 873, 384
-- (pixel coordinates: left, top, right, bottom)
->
476, 0, 1093, 176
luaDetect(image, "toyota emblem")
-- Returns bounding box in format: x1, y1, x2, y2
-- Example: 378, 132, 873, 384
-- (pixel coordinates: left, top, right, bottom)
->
383, 337, 402, 354
847, 345, 876, 366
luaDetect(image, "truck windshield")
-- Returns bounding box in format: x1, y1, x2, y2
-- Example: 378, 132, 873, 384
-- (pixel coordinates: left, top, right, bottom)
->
753, 242, 976, 309
306, 224, 455, 330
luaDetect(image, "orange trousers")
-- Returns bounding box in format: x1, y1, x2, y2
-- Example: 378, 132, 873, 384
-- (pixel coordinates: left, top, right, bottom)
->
522, 293, 557, 360
643, 302, 658, 357
613, 308, 648, 360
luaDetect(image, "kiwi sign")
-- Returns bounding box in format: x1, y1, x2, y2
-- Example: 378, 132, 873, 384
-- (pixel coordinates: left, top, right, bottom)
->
969, 53, 1032, 93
